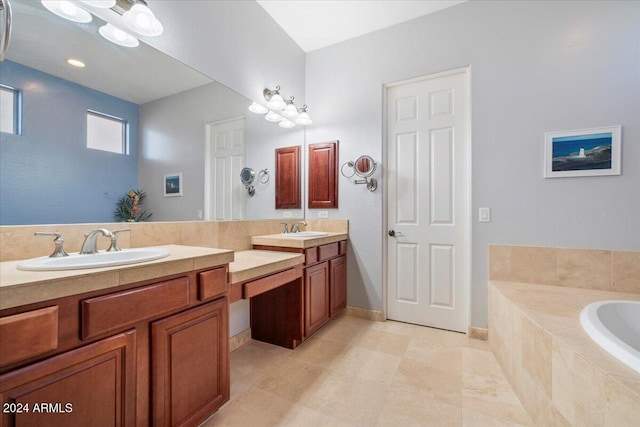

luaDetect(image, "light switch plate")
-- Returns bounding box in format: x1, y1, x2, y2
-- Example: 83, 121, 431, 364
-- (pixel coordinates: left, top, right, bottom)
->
318, 211, 329, 218
197, 210, 203, 220
283, 211, 292, 218
479, 207, 491, 223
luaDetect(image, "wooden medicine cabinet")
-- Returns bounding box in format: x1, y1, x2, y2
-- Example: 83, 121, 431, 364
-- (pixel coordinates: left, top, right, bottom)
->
308, 140, 339, 209
275, 145, 301, 209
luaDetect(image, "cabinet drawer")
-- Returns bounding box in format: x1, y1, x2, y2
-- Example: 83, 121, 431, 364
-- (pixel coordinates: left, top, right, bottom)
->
198, 267, 227, 301
0, 306, 58, 367
305, 247, 318, 265
318, 243, 339, 261
81, 277, 190, 340
244, 266, 303, 299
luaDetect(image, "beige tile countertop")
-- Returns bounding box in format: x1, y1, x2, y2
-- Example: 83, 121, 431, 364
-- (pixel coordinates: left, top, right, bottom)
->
251, 232, 348, 249
0, 245, 234, 310
228, 250, 305, 284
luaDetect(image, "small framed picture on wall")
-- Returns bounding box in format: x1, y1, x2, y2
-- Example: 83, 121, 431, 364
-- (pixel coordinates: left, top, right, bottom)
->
544, 126, 621, 178
163, 172, 182, 197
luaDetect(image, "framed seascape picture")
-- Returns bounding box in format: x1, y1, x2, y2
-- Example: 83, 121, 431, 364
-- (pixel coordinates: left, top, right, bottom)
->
544, 126, 621, 178
163, 173, 182, 197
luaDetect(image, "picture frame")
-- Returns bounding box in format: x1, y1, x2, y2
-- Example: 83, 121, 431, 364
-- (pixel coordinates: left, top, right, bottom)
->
163, 172, 182, 197
544, 126, 621, 178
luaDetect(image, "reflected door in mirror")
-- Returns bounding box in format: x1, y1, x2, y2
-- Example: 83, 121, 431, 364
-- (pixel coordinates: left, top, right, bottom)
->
308, 141, 339, 209
275, 146, 301, 209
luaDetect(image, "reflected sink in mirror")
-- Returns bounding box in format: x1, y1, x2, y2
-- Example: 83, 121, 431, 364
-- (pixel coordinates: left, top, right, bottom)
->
17, 248, 170, 271
280, 231, 329, 238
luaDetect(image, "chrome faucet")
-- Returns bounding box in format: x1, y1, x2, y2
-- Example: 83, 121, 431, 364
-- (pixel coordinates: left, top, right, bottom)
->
34, 232, 69, 257
291, 221, 307, 233
80, 228, 114, 254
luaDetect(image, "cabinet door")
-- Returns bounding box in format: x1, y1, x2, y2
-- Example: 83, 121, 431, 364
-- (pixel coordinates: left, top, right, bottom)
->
304, 262, 330, 337
275, 145, 301, 209
151, 298, 229, 427
330, 255, 347, 317
308, 141, 338, 209
0, 330, 136, 427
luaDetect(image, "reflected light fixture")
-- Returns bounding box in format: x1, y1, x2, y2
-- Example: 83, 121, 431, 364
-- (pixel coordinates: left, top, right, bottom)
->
263, 86, 286, 110
123, 0, 163, 36
248, 102, 268, 114
295, 105, 312, 125
78, 0, 116, 8
281, 97, 299, 120
265, 111, 283, 122
279, 119, 295, 129
66, 58, 86, 68
41, 0, 92, 23
99, 24, 139, 47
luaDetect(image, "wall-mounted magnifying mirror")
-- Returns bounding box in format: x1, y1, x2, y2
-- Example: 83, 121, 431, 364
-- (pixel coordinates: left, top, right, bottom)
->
340, 155, 378, 191
240, 167, 256, 196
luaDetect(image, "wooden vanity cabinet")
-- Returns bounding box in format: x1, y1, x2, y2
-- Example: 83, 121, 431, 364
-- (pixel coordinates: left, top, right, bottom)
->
253, 240, 347, 341
0, 265, 229, 427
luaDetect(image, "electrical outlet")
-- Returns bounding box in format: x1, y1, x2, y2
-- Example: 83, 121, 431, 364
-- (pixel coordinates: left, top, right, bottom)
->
318, 211, 329, 218
283, 211, 292, 218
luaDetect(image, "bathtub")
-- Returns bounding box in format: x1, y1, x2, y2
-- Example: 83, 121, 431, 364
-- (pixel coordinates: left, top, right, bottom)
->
580, 300, 640, 374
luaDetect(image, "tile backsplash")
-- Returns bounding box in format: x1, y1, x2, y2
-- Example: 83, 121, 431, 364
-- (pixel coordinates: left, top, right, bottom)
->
489, 245, 640, 294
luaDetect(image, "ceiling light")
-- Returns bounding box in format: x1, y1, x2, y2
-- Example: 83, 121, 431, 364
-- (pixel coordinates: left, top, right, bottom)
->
295, 105, 312, 125
279, 119, 295, 129
78, 0, 116, 8
122, 1, 163, 36
263, 86, 286, 110
281, 97, 299, 120
41, 0, 92, 23
265, 111, 283, 122
248, 102, 269, 114
66, 58, 86, 68
99, 24, 139, 47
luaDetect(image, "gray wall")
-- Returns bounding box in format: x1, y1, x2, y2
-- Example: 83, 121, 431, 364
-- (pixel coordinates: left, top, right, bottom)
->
305, 1, 640, 327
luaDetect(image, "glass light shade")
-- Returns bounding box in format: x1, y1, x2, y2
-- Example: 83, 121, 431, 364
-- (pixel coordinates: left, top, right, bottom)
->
79, 0, 116, 8
99, 24, 139, 47
265, 111, 283, 122
279, 119, 295, 129
295, 111, 312, 125
266, 93, 286, 110
123, 3, 164, 36
282, 103, 299, 120
248, 102, 268, 114
41, 1, 92, 23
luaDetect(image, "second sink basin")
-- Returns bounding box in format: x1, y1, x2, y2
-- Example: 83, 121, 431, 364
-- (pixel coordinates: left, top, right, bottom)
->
280, 231, 329, 238
17, 247, 170, 271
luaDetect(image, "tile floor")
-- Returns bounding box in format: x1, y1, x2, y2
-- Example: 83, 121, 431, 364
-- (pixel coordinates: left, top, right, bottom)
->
202, 315, 533, 426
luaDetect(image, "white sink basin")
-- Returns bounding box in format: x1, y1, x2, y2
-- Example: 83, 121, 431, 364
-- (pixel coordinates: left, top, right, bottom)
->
17, 248, 170, 271
280, 231, 329, 238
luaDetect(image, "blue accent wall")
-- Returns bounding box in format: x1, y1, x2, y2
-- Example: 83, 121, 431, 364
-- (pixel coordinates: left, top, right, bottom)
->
0, 61, 139, 225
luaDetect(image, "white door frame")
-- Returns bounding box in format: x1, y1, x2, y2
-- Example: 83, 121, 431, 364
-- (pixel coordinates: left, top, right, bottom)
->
382, 67, 473, 332
204, 115, 246, 221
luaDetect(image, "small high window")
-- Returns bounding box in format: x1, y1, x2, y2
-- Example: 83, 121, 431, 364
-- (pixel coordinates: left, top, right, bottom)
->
87, 110, 127, 154
0, 85, 21, 135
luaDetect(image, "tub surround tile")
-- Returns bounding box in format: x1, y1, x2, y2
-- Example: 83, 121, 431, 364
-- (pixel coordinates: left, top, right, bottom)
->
490, 281, 640, 427
489, 245, 511, 281
612, 251, 640, 293
509, 246, 558, 285
557, 248, 612, 290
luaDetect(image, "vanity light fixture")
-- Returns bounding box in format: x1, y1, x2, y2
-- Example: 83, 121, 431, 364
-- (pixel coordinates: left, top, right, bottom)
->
295, 105, 312, 125
279, 119, 295, 129
99, 23, 139, 47
78, 0, 116, 8
281, 97, 299, 120
41, 0, 92, 23
263, 86, 286, 110
122, 0, 163, 37
248, 102, 268, 114
265, 111, 283, 123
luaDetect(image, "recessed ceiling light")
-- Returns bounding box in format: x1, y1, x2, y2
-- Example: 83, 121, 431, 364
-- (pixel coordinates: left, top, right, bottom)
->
66, 58, 86, 68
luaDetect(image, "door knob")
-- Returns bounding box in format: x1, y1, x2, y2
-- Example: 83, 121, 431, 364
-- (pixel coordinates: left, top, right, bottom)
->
389, 230, 404, 237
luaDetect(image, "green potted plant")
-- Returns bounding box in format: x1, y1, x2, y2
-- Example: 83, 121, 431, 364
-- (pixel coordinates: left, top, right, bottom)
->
114, 189, 152, 222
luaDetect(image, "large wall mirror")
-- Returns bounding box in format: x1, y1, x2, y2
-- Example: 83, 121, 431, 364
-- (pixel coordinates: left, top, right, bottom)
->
0, 0, 304, 225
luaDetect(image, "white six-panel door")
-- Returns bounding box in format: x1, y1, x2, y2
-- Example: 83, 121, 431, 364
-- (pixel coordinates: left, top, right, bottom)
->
386, 69, 469, 333
205, 117, 246, 221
